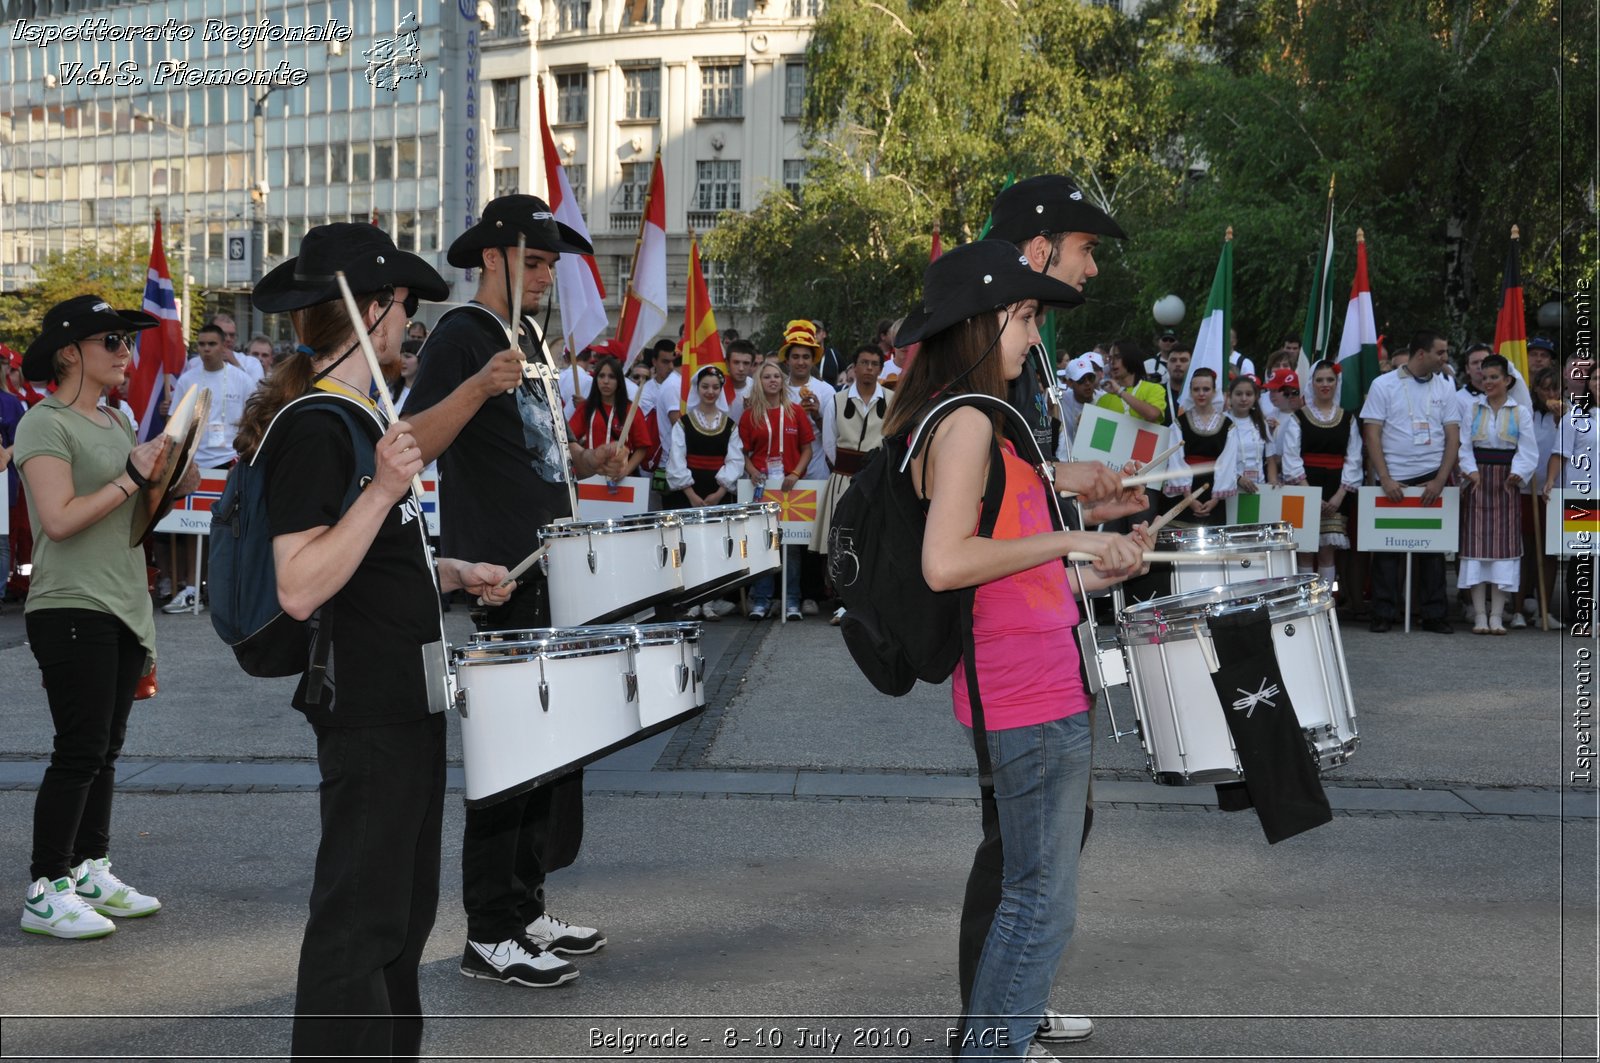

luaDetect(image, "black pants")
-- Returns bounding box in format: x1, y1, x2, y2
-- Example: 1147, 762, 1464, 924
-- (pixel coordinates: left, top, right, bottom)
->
291, 713, 446, 1062
462, 578, 585, 944
27, 609, 145, 882
1369, 470, 1448, 622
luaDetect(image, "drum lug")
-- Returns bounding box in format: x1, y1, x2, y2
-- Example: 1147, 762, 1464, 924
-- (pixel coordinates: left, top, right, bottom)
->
694, 653, 706, 683
453, 688, 469, 719
624, 670, 638, 703
587, 550, 598, 573
675, 662, 689, 693
538, 679, 550, 711
723, 534, 735, 559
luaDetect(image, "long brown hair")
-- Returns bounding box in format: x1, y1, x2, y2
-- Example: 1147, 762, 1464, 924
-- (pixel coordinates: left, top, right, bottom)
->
234, 294, 379, 458
881, 312, 1007, 439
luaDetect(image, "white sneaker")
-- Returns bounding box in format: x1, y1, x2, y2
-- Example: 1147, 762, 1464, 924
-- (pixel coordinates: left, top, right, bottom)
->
1026, 1043, 1061, 1061
161, 586, 199, 614
72, 858, 160, 918
460, 937, 577, 987
155, 575, 172, 599
22, 876, 116, 939
801, 599, 820, 616
1509, 613, 1527, 629
1037, 1009, 1094, 1043
684, 604, 703, 618
524, 912, 606, 955
830, 606, 846, 626
709, 600, 737, 617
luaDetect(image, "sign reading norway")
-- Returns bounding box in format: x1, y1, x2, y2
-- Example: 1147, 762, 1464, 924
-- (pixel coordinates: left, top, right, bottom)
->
1355, 486, 1460, 553
1226, 486, 1321, 553
1546, 489, 1600, 556
1071, 405, 1164, 470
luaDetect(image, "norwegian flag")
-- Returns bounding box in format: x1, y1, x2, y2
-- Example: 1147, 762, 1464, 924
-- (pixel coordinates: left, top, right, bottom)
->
167, 471, 229, 513
132, 217, 187, 441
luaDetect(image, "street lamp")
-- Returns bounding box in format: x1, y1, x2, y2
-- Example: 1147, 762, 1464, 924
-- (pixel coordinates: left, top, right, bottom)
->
1153, 295, 1185, 327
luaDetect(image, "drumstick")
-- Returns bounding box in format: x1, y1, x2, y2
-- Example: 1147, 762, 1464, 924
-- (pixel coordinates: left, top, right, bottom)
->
1067, 549, 1263, 564
1059, 463, 1217, 498
474, 545, 548, 606
333, 272, 426, 500
1137, 439, 1183, 475
1147, 484, 1209, 535
507, 233, 527, 350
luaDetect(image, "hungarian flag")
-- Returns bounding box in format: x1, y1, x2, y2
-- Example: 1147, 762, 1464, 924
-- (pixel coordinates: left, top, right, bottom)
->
1372, 495, 1446, 531
679, 234, 728, 411
1335, 229, 1381, 412
1298, 176, 1336, 382
538, 80, 607, 357
614, 152, 668, 368
1184, 228, 1234, 400
131, 216, 186, 442
1493, 226, 1530, 386
1073, 405, 1162, 466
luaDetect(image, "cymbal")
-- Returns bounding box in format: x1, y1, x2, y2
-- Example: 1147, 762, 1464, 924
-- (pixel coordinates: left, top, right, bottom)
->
130, 387, 212, 547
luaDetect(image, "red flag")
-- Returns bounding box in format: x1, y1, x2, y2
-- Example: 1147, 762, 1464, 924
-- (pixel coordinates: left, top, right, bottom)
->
930, 222, 943, 262
680, 235, 729, 409
1493, 225, 1529, 385
131, 216, 186, 441
614, 153, 668, 367
538, 79, 608, 356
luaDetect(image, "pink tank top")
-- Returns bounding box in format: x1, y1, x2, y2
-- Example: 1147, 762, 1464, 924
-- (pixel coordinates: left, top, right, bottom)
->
952, 441, 1089, 730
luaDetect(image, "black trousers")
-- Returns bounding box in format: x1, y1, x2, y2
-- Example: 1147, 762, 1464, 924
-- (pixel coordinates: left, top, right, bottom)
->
291, 713, 446, 1062
1369, 469, 1448, 622
27, 609, 145, 882
462, 577, 585, 944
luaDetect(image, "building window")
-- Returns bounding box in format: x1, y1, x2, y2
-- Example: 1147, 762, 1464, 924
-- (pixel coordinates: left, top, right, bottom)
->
556, 72, 589, 124
617, 162, 651, 211
616, 256, 632, 300
704, 256, 741, 308
330, 145, 348, 183
784, 61, 806, 117
288, 146, 307, 185
694, 159, 741, 212
622, 0, 662, 26
699, 63, 744, 118
787, 0, 821, 14
351, 144, 372, 182
494, 0, 525, 36
567, 163, 588, 213
374, 143, 395, 180
624, 67, 661, 120
495, 167, 520, 198
704, 0, 749, 19
782, 159, 807, 197
493, 79, 521, 131
558, 0, 590, 31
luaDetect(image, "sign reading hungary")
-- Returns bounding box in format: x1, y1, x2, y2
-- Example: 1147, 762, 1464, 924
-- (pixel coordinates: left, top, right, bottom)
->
1355, 486, 1460, 553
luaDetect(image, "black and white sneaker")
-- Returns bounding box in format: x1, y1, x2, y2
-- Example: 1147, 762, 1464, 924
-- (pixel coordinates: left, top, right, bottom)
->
524, 912, 606, 955
460, 937, 578, 987
1036, 1009, 1093, 1043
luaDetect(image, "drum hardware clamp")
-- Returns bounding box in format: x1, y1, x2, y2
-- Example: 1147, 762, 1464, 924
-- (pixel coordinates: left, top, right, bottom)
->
675, 663, 691, 693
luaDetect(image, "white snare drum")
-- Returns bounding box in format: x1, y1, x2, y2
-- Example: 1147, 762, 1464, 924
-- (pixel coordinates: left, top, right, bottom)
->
631, 621, 707, 732
452, 628, 641, 806
1117, 574, 1358, 785
743, 501, 782, 578
674, 504, 753, 599
540, 513, 685, 626
1156, 522, 1299, 596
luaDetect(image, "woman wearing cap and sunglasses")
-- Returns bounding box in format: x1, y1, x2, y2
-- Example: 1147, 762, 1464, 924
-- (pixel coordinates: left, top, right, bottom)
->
12, 296, 200, 940
884, 242, 1148, 1061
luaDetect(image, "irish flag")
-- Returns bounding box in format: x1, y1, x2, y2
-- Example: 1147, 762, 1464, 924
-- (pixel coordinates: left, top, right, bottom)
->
1493, 225, 1530, 386
1335, 228, 1380, 412
1372, 496, 1446, 531
1073, 405, 1162, 467
615, 152, 668, 368
538, 79, 607, 357
1234, 491, 1306, 530
1184, 228, 1233, 400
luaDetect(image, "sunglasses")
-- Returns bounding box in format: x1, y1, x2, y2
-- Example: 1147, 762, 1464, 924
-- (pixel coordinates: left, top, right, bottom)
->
381, 288, 420, 319
87, 333, 130, 352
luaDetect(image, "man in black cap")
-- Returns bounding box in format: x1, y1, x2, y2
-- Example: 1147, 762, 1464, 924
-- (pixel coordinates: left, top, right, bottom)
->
403, 194, 627, 990
973, 173, 1128, 1049
1148, 328, 1178, 382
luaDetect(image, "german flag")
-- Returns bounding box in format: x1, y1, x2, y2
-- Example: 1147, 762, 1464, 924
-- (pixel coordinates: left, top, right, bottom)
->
1564, 498, 1600, 536
1492, 226, 1529, 386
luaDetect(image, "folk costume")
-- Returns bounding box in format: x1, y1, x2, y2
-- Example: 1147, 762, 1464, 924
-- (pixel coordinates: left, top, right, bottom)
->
664, 368, 743, 509
1280, 402, 1363, 549
1162, 406, 1240, 528
811, 380, 891, 555
1457, 393, 1538, 594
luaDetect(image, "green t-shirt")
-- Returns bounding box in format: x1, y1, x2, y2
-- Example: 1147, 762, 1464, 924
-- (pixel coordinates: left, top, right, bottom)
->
13, 397, 156, 664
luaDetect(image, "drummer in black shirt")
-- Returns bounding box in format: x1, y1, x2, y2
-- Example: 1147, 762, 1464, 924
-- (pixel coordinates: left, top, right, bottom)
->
404, 195, 628, 989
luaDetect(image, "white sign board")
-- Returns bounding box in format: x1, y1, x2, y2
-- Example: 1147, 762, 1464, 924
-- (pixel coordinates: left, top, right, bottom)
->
1546, 489, 1600, 556
1071, 404, 1169, 471
737, 479, 829, 545
152, 468, 231, 536
225, 230, 251, 285
1225, 485, 1322, 553
1355, 486, 1460, 553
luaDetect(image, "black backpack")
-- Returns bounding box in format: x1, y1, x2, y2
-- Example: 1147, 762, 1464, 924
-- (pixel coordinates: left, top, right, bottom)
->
828, 393, 1047, 697
209, 394, 380, 679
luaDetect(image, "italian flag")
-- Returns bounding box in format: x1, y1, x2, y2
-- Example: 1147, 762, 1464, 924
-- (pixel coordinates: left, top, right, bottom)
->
1335, 228, 1380, 412
1075, 405, 1162, 465
1372, 496, 1446, 531
1183, 228, 1233, 399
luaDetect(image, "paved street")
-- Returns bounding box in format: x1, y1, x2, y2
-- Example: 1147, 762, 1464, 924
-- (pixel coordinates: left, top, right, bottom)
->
0, 596, 1594, 1062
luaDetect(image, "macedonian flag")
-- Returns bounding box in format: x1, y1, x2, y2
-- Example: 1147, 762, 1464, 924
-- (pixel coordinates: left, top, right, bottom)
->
768, 488, 818, 523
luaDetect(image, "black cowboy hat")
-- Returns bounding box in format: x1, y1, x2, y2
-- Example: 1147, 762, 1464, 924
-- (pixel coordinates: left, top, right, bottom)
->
254, 223, 449, 313
447, 194, 593, 269
895, 241, 1085, 348
24, 295, 158, 382
985, 174, 1127, 245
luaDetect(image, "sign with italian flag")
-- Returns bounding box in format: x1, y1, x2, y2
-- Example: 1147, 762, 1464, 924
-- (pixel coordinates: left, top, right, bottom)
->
737, 479, 828, 544
1071, 404, 1166, 470
1546, 489, 1600, 556
1356, 486, 1460, 553
1225, 486, 1320, 553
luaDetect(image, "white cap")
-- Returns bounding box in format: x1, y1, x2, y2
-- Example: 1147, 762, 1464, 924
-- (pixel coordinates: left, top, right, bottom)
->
1081, 350, 1106, 370
1064, 355, 1098, 382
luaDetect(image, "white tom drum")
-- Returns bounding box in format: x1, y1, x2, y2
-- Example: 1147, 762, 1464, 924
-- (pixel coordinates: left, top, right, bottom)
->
540, 513, 685, 626
452, 628, 642, 806
673, 504, 753, 600
1155, 521, 1299, 596
1116, 574, 1358, 786
631, 621, 707, 732
743, 501, 782, 578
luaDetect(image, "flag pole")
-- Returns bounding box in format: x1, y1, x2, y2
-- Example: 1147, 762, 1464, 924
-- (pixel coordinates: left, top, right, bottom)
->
1531, 490, 1551, 630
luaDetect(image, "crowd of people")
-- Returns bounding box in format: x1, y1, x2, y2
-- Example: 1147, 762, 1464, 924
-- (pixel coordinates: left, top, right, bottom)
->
0, 174, 1592, 1063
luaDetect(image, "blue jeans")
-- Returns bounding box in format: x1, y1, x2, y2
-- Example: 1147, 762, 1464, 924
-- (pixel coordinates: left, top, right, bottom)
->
960, 712, 1092, 1059
749, 545, 803, 614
